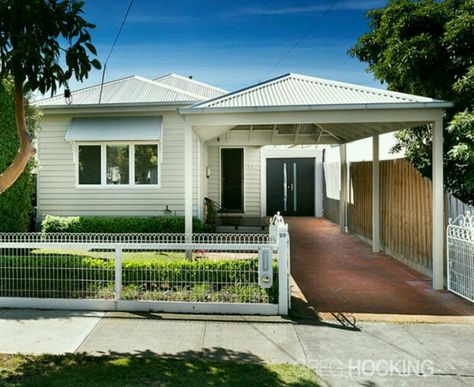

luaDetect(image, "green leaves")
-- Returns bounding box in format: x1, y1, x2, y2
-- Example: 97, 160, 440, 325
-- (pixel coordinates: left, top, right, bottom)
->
90, 59, 101, 70
0, 79, 38, 231
41, 215, 203, 233
0, 0, 101, 94
85, 42, 97, 56
352, 0, 474, 205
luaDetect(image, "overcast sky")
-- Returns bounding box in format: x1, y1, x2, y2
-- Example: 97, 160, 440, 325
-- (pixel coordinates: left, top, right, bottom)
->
65, 0, 388, 93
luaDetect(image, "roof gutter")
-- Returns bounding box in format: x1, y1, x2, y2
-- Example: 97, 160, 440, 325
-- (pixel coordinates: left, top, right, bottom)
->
179, 101, 454, 114
36, 101, 195, 115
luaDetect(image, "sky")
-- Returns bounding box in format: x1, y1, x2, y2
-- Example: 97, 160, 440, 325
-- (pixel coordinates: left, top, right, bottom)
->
66, 0, 388, 93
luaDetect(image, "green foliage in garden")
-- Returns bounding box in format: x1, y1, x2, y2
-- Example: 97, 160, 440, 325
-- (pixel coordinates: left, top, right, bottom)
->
0, 254, 278, 303
41, 215, 202, 233
0, 79, 40, 231
350, 0, 474, 204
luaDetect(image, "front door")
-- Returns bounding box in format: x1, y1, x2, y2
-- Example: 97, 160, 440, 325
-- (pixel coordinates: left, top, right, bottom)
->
221, 148, 244, 212
266, 158, 315, 216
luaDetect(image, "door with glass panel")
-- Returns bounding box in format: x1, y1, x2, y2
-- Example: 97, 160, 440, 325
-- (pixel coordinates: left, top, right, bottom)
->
266, 158, 315, 216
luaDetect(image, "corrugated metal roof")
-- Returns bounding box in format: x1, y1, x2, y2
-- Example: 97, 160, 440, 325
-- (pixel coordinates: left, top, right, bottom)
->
154, 73, 227, 99
35, 75, 204, 107
190, 73, 448, 110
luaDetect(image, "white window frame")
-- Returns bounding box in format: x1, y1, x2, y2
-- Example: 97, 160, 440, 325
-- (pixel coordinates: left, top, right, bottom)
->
74, 141, 161, 189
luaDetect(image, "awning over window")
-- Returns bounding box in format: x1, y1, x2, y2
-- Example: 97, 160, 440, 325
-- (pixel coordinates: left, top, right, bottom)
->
65, 116, 162, 142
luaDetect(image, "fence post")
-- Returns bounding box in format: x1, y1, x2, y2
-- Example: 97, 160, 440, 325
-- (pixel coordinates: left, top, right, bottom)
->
115, 247, 122, 303
277, 223, 289, 315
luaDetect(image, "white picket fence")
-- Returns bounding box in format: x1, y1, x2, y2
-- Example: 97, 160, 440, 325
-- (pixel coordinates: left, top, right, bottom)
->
0, 215, 290, 315
447, 212, 474, 303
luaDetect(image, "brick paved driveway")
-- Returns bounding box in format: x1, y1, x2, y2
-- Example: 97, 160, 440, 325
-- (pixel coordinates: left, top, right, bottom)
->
288, 218, 474, 316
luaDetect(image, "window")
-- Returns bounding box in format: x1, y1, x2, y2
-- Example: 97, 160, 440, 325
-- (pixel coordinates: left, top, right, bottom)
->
135, 144, 158, 185
107, 145, 129, 185
77, 143, 159, 187
78, 145, 101, 184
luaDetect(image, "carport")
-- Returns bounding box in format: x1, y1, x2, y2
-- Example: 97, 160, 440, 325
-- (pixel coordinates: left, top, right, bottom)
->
179, 73, 452, 290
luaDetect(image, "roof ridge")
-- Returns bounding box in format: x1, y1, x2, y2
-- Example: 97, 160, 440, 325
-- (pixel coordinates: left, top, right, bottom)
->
34, 75, 138, 104
35, 75, 204, 104
287, 73, 437, 102
132, 75, 204, 100
192, 72, 441, 109
154, 73, 228, 93
191, 73, 291, 108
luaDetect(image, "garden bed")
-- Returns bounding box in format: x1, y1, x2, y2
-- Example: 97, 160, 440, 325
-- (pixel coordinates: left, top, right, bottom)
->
0, 250, 278, 304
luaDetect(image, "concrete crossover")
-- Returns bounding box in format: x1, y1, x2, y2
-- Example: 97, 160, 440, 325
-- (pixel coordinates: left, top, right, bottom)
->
1, 309, 474, 387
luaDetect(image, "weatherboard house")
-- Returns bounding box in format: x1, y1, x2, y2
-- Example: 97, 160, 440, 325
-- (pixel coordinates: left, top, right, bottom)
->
35, 72, 451, 290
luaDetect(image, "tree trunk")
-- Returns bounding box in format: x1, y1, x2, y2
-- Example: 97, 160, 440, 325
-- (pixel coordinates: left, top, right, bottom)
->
0, 79, 35, 194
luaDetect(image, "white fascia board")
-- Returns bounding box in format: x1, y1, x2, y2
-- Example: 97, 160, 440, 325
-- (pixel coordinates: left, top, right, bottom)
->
181, 108, 444, 127
38, 102, 193, 115
180, 101, 453, 114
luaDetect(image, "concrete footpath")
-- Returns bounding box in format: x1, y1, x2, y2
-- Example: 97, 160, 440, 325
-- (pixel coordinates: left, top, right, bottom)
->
1, 309, 474, 386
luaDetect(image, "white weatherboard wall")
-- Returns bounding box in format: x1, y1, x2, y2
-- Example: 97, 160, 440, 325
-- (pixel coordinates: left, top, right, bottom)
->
37, 112, 199, 218
206, 146, 261, 216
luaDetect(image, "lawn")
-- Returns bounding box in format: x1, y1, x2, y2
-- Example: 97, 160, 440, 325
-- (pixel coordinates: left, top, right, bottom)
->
0, 354, 319, 386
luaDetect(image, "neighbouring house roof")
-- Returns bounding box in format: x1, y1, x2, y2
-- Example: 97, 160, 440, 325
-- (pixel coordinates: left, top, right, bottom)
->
154, 73, 227, 100
34, 75, 211, 107
183, 73, 452, 113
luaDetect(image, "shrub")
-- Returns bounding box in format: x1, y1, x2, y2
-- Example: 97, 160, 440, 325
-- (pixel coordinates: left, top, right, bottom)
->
0, 254, 278, 303
41, 215, 202, 233
0, 79, 40, 231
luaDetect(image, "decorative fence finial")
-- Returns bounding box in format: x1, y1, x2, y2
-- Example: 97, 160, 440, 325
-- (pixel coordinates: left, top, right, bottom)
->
449, 211, 474, 229
270, 211, 285, 226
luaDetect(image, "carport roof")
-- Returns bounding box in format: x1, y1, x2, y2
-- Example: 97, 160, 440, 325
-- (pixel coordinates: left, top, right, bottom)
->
181, 73, 452, 113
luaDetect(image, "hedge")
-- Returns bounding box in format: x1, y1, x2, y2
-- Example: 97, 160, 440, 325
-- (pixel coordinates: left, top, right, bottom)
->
41, 215, 202, 233
0, 79, 40, 232
0, 255, 278, 303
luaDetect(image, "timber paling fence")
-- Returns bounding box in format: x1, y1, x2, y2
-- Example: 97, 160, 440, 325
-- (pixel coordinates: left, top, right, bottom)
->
0, 215, 291, 315
323, 158, 474, 276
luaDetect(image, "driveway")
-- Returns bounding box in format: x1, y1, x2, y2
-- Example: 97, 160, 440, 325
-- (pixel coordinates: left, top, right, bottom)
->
288, 217, 474, 318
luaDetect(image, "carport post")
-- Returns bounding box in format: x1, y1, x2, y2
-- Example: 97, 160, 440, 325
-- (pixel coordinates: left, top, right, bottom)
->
339, 144, 348, 232
372, 134, 380, 253
432, 117, 444, 290
184, 124, 193, 260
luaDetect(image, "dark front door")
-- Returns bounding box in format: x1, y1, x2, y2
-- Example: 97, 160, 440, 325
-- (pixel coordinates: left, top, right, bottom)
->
221, 148, 244, 212
266, 158, 315, 216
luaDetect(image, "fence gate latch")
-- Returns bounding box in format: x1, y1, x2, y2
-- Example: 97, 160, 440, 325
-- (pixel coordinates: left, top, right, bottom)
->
258, 247, 273, 288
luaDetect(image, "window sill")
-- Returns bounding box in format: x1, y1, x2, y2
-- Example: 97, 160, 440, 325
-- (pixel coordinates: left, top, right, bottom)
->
75, 184, 162, 190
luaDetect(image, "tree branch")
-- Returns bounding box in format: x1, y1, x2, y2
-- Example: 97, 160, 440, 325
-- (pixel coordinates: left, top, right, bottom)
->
0, 79, 35, 194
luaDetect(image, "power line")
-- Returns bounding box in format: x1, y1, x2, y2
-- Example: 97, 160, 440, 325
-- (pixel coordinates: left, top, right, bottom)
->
99, 0, 134, 103
262, 0, 338, 81
104, 0, 134, 66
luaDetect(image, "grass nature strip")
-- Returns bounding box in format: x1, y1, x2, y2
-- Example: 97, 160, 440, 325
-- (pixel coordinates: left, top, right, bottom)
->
0, 354, 319, 386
